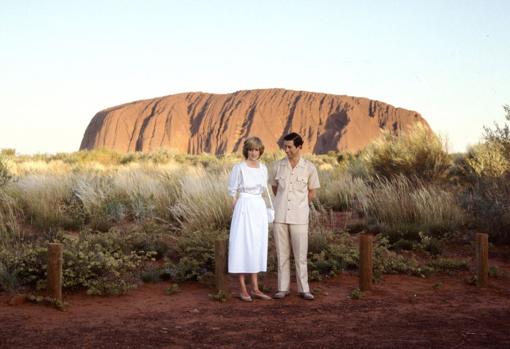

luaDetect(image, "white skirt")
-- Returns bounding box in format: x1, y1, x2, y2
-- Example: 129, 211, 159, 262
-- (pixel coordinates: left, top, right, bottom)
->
228, 193, 268, 273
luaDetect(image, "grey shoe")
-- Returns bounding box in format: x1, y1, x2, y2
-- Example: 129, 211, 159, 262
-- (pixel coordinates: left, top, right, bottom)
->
273, 291, 290, 299
300, 292, 315, 300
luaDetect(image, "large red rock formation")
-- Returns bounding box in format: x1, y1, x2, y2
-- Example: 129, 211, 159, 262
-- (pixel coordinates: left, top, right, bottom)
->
80, 89, 429, 154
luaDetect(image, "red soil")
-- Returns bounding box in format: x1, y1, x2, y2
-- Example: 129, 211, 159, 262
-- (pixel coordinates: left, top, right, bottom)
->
2, 262, 510, 349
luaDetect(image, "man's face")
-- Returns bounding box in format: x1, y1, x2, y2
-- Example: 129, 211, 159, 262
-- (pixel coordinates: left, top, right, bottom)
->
283, 140, 300, 159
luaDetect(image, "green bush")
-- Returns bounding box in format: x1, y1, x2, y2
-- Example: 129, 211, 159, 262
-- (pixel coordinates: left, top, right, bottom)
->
373, 236, 428, 279
427, 258, 469, 272
308, 231, 358, 281
8, 229, 157, 295
0, 261, 21, 292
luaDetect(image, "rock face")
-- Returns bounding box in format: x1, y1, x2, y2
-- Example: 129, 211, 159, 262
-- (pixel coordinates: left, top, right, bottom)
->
80, 89, 429, 154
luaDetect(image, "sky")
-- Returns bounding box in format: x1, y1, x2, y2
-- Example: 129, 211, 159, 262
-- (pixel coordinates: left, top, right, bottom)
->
0, 0, 509, 154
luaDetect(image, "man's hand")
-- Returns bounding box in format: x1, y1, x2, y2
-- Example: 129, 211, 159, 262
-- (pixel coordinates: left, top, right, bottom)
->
308, 189, 316, 202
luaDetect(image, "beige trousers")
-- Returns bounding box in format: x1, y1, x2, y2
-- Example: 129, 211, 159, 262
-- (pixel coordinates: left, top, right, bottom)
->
273, 223, 309, 293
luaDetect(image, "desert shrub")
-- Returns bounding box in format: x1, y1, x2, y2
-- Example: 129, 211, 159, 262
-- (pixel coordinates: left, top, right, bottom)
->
483, 104, 510, 156
459, 177, 510, 243
169, 229, 227, 281
0, 261, 21, 292
464, 142, 509, 178
361, 176, 464, 242
10, 229, 156, 295
141, 267, 165, 283
390, 232, 443, 255
372, 236, 428, 279
124, 226, 170, 260
427, 258, 469, 273
307, 231, 428, 281
60, 148, 123, 166
0, 148, 16, 157
363, 123, 451, 182
308, 231, 358, 281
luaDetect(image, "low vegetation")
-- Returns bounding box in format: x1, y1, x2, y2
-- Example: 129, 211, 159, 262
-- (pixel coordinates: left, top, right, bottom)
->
1, 108, 509, 294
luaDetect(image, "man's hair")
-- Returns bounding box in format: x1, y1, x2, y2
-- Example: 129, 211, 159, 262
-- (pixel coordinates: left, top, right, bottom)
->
283, 132, 304, 148
242, 137, 265, 159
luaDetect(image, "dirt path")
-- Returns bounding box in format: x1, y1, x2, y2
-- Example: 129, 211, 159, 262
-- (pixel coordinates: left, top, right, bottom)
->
2, 268, 510, 349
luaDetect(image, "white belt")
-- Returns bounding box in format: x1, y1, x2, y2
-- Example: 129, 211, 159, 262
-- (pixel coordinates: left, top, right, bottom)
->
239, 192, 262, 198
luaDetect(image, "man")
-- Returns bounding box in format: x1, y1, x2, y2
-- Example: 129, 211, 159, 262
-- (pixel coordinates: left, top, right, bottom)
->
270, 132, 320, 300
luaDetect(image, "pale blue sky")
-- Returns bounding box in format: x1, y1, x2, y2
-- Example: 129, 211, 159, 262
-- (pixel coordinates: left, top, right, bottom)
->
0, 0, 508, 154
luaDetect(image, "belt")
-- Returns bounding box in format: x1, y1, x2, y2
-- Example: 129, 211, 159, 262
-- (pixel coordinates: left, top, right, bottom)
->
239, 192, 262, 198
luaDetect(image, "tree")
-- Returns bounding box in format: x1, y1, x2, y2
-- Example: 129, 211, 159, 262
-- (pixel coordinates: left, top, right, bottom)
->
483, 104, 510, 156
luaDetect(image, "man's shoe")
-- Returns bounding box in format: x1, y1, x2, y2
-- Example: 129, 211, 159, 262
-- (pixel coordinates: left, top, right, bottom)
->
273, 291, 290, 299
300, 292, 315, 300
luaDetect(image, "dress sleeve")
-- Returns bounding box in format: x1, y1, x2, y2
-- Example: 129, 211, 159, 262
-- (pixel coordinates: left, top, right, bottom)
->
261, 163, 269, 187
227, 164, 241, 197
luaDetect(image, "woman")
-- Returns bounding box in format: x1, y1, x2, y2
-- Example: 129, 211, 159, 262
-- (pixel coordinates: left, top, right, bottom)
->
227, 137, 272, 301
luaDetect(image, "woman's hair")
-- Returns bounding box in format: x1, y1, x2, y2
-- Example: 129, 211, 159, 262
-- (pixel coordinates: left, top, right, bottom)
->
242, 137, 265, 159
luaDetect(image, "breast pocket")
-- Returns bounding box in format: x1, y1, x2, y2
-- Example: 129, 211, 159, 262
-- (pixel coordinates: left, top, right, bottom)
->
293, 176, 308, 192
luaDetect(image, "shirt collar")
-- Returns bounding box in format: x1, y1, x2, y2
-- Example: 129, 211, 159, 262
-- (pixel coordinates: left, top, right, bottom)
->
283, 157, 305, 169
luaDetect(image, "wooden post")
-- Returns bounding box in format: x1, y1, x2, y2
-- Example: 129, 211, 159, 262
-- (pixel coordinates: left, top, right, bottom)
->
47, 243, 63, 302
359, 234, 373, 292
475, 233, 489, 288
215, 238, 229, 298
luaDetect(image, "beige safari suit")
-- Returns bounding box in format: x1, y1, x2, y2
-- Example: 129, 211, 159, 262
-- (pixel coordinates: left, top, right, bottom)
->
270, 157, 320, 293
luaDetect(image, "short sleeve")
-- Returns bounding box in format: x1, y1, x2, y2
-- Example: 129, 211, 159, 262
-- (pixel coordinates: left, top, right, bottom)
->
308, 164, 320, 190
261, 163, 269, 186
227, 164, 241, 197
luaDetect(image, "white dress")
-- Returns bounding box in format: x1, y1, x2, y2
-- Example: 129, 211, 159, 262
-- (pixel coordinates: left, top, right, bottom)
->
227, 162, 269, 273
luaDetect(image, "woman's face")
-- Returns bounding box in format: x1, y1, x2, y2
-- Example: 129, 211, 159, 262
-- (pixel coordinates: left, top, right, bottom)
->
247, 148, 261, 161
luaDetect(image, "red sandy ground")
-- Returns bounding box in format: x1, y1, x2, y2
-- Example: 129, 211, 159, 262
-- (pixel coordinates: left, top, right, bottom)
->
1, 259, 510, 349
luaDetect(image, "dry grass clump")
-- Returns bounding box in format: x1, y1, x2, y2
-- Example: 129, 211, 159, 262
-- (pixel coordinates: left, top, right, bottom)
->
10, 174, 75, 230
317, 170, 371, 211
363, 123, 451, 182
169, 168, 233, 234
0, 189, 22, 246
361, 176, 464, 241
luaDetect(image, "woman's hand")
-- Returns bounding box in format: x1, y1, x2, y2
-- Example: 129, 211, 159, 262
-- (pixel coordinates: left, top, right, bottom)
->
231, 196, 238, 209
